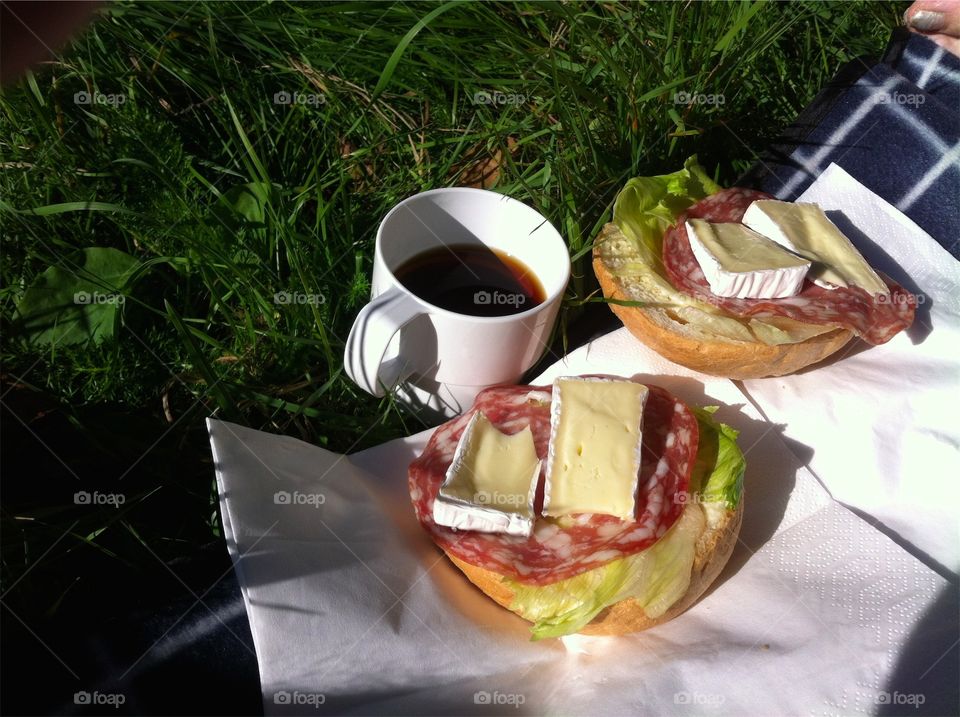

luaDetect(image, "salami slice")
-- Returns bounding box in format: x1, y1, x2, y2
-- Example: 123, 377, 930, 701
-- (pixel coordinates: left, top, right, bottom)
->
408, 381, 698, 586
661, 188, 916, 345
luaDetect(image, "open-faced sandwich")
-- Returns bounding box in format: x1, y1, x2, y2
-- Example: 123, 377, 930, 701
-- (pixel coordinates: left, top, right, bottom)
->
408, 375, 744, 639
593, 158, 917, 378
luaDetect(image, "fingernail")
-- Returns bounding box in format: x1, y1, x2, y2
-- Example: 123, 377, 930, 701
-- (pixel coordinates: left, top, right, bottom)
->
907, 10, 946, 32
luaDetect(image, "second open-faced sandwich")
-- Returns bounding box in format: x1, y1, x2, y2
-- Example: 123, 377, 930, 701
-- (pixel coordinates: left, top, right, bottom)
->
593, 158, 917, 379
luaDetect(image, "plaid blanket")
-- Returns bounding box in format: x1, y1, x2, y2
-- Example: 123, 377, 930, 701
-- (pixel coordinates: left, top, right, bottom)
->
740, 29, 959, 258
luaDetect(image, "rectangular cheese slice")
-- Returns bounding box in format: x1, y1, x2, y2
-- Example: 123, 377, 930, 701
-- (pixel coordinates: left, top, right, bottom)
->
432, 411, 540, 537
742, 200, 889, 296
543, 377, 649, 521
685, 219, 810, 299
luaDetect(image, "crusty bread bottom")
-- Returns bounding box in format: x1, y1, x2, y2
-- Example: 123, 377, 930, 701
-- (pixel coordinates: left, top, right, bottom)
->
447, 499, 743, 636
592, 229, 853, 379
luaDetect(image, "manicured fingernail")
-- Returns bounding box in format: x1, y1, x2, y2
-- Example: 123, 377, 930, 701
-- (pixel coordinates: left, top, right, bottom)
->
907, 10, 946, 32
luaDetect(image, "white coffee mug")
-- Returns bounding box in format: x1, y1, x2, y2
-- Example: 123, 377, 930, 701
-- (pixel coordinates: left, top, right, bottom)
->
344, 188, 570, 419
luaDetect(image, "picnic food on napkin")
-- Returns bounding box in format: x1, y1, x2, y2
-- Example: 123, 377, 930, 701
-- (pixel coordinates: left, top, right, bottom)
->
592, 158, 916, 378
407, 375, 744, 639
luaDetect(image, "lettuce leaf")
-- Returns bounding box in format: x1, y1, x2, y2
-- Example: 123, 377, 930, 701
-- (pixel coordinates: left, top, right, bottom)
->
507, 555, 634, 641
612, 155, 720, 258
693, 408, 745, 510
505, 410, 746, 639
508, 505, 705, 640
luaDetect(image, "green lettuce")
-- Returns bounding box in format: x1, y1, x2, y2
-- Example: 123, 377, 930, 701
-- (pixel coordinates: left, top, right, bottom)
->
506, 411, 745, 640
507, 553, 637, 641
612, 155, 720, 258
694, 408, 745, 509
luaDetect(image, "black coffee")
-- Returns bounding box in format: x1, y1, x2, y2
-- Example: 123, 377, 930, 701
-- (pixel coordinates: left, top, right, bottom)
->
394, 244, 545, 317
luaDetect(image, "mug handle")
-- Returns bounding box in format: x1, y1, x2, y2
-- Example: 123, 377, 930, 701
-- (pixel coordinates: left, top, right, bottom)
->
344, 287, 425, 397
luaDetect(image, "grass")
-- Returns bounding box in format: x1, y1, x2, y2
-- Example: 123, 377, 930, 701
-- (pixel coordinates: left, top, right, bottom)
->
1, 0, 902, 647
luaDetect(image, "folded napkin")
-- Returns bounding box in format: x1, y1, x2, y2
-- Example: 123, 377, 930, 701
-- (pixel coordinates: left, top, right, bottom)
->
740, 163, 960, 575
210, 325, 950, 715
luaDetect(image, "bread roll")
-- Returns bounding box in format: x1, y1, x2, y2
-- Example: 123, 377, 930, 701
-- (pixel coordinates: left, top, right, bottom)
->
592, 223, 853, 379
447, 498, 743, 636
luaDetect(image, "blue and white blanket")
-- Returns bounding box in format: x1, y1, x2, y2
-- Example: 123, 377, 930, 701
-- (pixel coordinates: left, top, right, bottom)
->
741, 29, 959, 258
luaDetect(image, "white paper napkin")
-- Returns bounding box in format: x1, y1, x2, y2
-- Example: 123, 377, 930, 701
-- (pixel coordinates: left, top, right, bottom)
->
210, 325, 953, 715
739, 163, 960, 573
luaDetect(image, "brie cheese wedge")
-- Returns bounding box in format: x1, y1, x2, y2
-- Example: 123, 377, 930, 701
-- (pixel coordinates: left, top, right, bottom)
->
432, 411, 540, 537
741, 200, 889, 296
543, 377, 649, 521
685, 219, 811, 299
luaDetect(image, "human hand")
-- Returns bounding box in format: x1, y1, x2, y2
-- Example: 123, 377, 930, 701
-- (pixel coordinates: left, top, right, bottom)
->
904, 0, 960, 56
